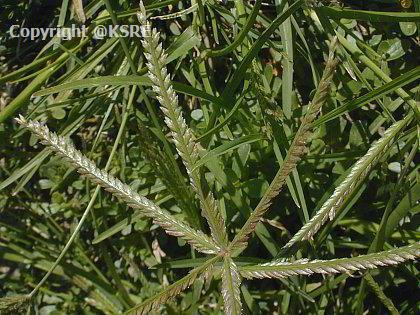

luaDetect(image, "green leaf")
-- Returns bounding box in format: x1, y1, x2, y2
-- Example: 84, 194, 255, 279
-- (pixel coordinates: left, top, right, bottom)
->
242, 179, 269, 199
319, 6, 420, 22
32, 75, 151, 97
222, 0, 304, 102
194, 134, 264, 170
92, 213, 144, 244
314, 66, 420, 127
399, 22, 417, 36
378, 39, 406, 61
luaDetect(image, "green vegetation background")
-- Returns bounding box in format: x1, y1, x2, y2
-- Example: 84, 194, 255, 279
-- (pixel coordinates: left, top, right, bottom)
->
0, 0, 419, 314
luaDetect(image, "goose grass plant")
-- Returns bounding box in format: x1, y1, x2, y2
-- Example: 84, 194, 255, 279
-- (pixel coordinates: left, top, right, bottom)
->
137, 4, 229, 248
12, 114, 420, 314
1, 0, 419, 314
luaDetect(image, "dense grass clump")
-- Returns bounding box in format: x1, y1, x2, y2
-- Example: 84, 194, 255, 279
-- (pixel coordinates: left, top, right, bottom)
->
0, 0, 419, 314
